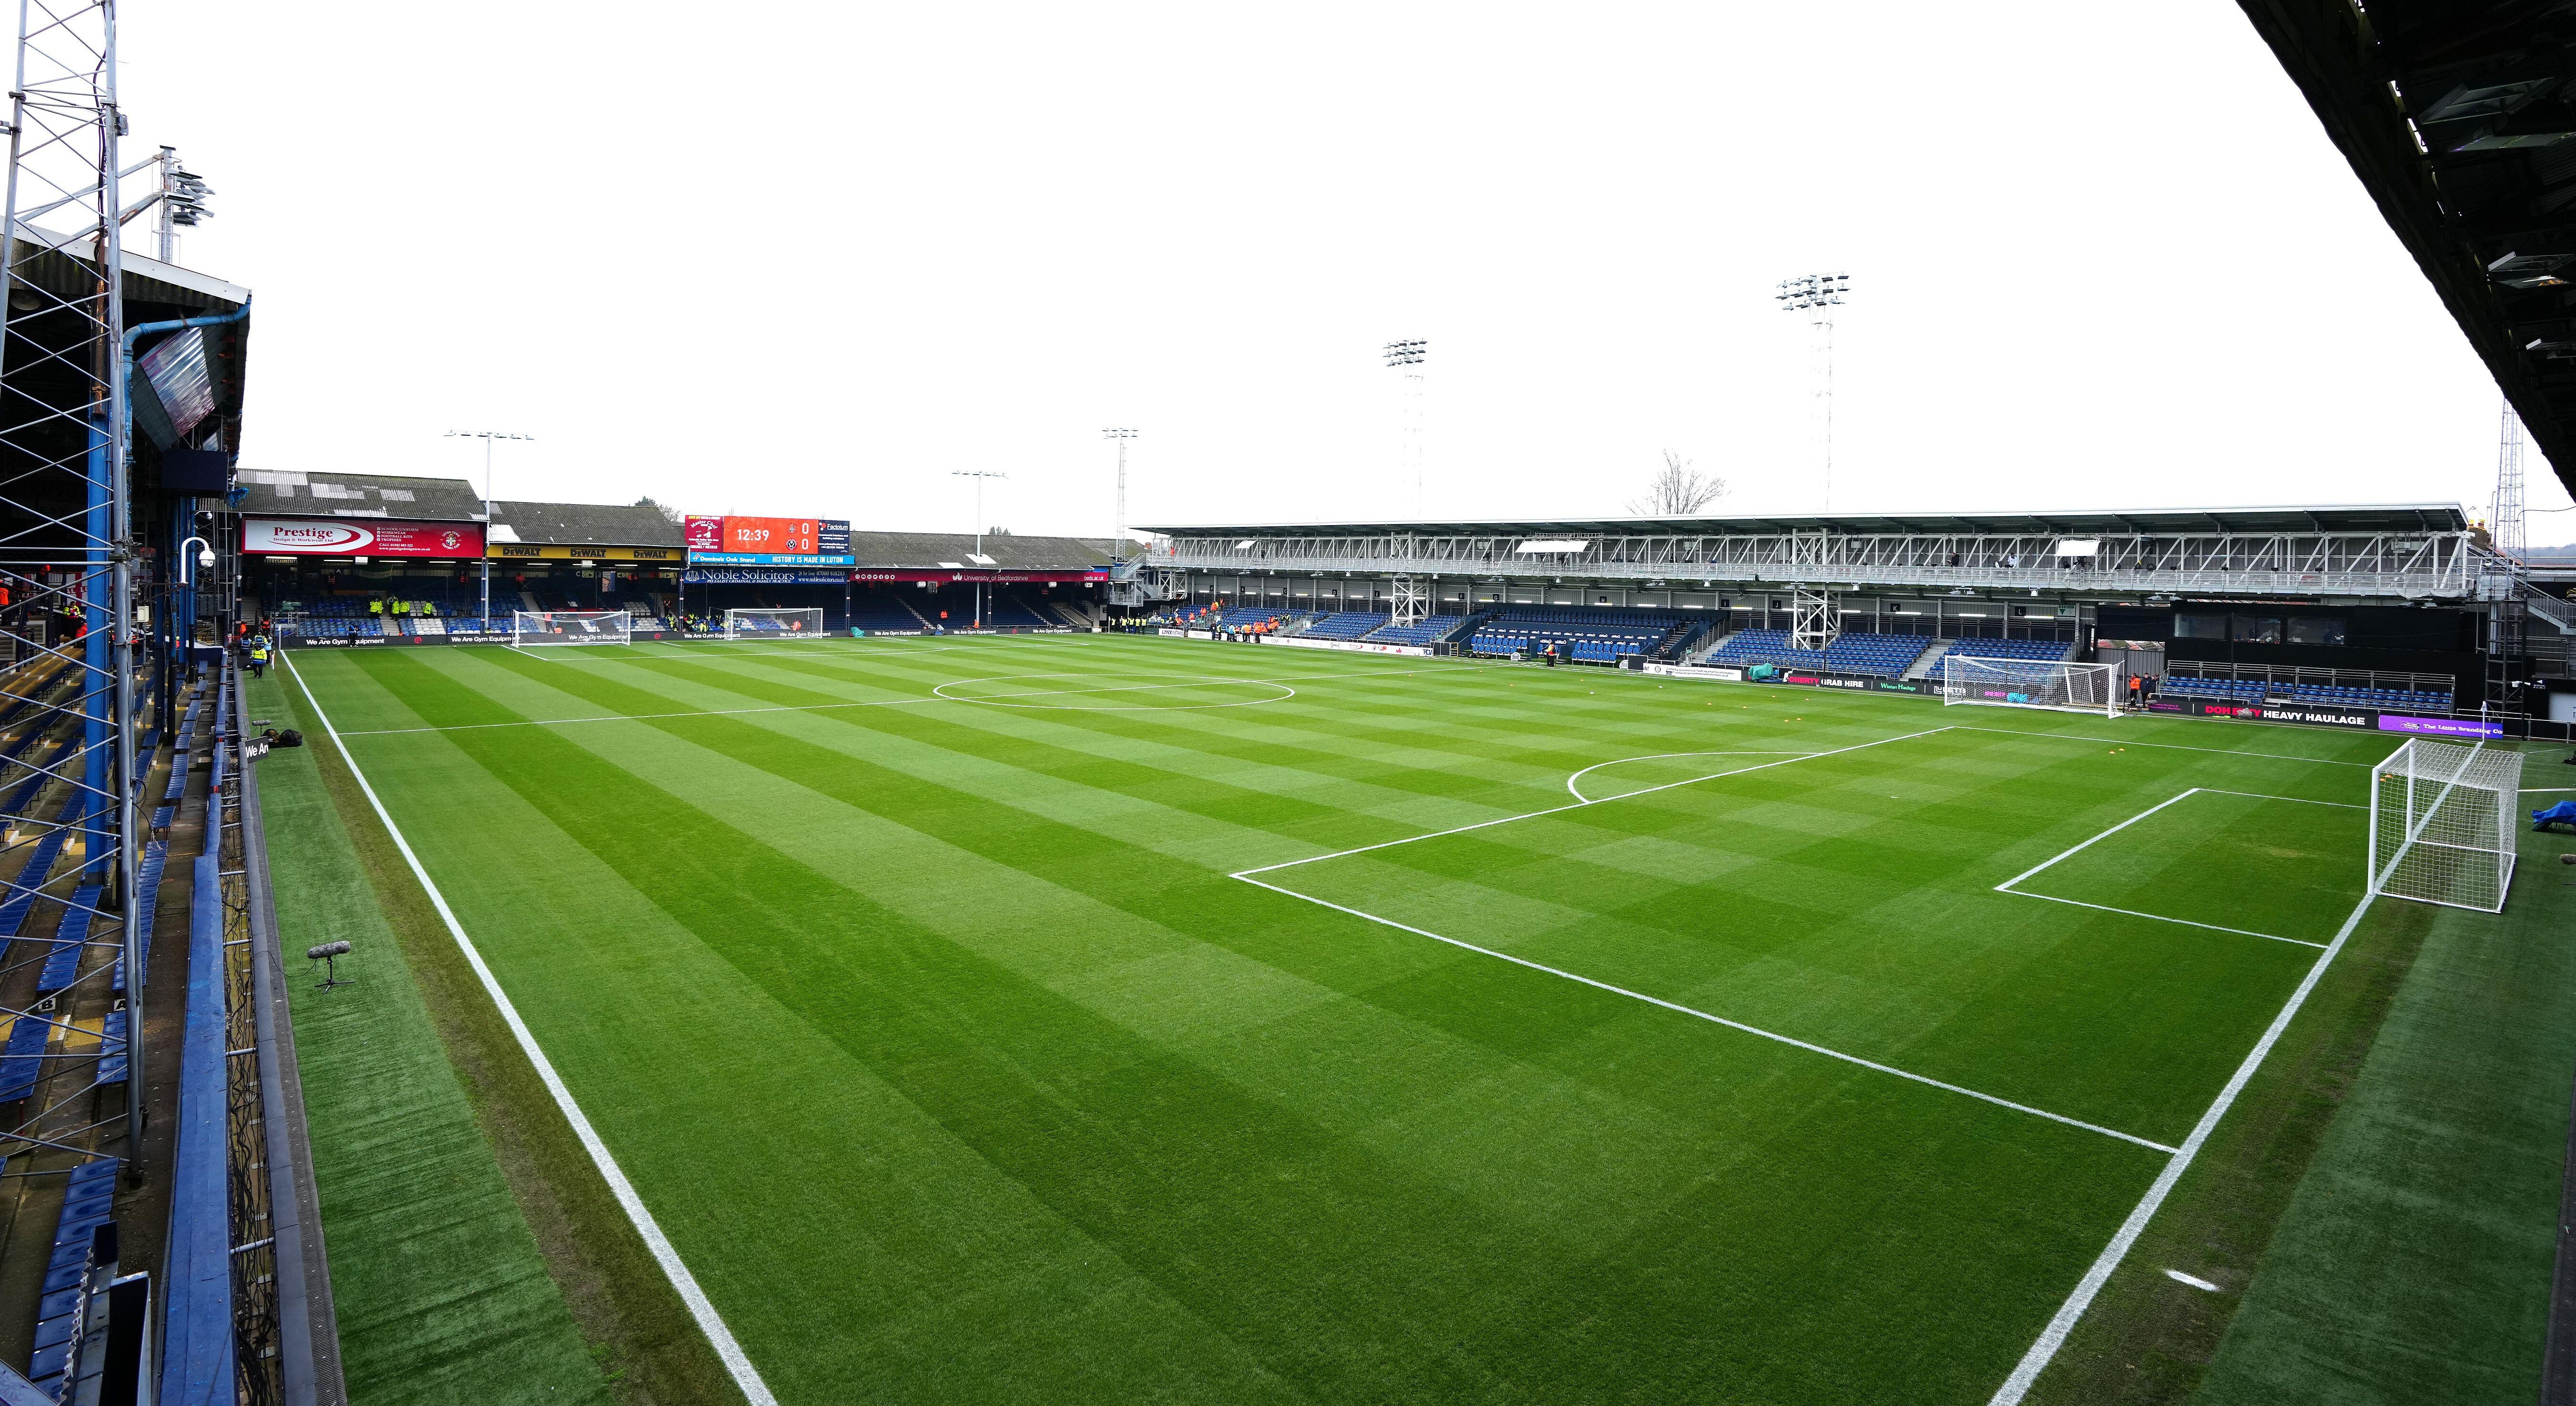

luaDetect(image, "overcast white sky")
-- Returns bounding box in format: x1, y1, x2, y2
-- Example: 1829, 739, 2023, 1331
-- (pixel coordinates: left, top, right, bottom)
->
120, 1, 2576, 543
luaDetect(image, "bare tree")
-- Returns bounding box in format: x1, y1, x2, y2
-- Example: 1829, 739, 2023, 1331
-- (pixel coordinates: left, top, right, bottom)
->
1626, 449, 1725, 516
634, 495, 684, 525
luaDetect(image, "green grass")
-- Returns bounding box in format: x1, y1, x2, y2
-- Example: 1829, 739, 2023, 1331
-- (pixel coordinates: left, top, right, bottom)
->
264, 633, 2567, 1403
252, 685, 618, 1405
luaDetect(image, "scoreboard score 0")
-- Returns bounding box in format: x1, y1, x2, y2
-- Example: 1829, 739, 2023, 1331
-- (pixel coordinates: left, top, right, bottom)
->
721, 516, 819, 554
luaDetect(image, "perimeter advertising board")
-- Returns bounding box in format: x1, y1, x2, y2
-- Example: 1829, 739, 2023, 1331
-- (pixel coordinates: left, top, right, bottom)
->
243, 518, 483, 558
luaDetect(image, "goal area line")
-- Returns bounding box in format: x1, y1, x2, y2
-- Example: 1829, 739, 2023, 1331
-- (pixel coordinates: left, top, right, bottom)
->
1990, 788, 2355, 950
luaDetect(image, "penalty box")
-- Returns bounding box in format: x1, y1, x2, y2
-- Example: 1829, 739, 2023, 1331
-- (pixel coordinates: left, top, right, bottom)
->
1239, 730, 2360, 1150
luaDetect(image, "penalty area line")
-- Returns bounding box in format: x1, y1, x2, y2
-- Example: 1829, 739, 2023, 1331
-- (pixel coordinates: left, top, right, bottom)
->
1231, 873, 2176, 1155
1987, 886, 2380, 1405
280, 653, 781, 1406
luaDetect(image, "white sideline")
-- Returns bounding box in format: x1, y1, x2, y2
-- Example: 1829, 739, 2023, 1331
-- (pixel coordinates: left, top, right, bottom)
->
1987, 888, 2378, 1405
281, 654, 781, 1406
1233, 874, 2178, 1154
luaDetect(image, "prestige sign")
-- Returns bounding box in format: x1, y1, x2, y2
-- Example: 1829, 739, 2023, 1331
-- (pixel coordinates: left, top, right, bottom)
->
244, 518, 483, 558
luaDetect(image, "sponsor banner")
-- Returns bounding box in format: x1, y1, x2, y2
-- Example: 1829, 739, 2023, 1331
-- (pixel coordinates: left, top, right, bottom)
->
819, 519, 851, 553
682, 567, 851, 585
1642, 663, 1744, 682
244, 518, 484, 558
1185, 629, 1216, 640
1259, 635, 1431, 657
492, 544, 679, 561
1872, 678, 1927, 695
690, 551, 859, 567
2377, 713, 2504, 738
2189, 701, 2374, 728
847, 568, 1106, 583
2095, 638, 2166, 651
1158, 627, 1185, 637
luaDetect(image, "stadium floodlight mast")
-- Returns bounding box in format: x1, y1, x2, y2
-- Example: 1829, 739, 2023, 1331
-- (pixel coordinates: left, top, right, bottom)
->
1776, 273, 1849, 513
952, 469, 1007, 628
2492, 398, 2527, 562
447, 430, 534, 631
1383, 341, 1429, 626
1104, 428, 1137, 563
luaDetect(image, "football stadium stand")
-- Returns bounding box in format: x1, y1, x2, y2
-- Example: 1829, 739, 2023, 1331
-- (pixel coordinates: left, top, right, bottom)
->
1363, 614, 1471, 646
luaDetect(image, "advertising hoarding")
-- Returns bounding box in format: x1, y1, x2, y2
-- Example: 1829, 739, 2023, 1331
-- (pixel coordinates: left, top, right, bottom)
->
243, 518, 484, 558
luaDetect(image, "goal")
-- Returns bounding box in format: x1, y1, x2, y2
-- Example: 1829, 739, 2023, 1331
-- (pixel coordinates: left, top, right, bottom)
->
511, 610, 632, 648
725, 607, 827, 640
1939, 655, 2117, 717
2368, 738, 2525, 912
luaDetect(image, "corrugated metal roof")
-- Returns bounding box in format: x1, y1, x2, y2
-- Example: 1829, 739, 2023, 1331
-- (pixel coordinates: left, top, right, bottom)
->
490, 500, 683, 547
233, 470, 486, 521
844, 531, 1113, 570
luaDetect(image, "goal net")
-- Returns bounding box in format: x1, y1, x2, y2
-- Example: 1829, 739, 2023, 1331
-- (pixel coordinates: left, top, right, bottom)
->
2368, 738, 2524, 912
725, 607, 827, 640
511, 610, 632, 648
1939, 655, 2117, 717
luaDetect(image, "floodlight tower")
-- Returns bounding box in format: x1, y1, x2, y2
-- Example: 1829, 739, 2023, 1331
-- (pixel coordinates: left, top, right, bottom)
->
1383, 340, 1428, 627
952, 469, 1006, 627
446, 430, 533, 627
1103, 428, 1137, 562
146, 146, 212, 265
2493, 398, 2527, 562
1776, 273, 1850, 513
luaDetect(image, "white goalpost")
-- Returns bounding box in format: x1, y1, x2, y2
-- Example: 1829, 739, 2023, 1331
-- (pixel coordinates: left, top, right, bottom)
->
511, 610, 632, 648
2367, 738, 2524, 913
1939, 655, 2117, 717
725, 607, 828, 640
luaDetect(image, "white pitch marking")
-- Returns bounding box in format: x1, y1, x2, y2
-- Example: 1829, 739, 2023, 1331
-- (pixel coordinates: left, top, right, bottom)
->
280, 653, 782, 1406
1238, 727, 1955, 877
1993, 889, 2326, 950
1562, 750, 1818, 802
2195, 788, 2365, 809
1988, 887, 2379, 1405
1233, 874, 2175, 1154
1947, 725, 2373, 769
2163, 1269, 2221, 1292
1993, 789, 2207, 893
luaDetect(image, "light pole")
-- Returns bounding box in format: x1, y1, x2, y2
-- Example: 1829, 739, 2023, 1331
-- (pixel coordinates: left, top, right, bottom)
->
447, 430, 534, 630
951, 469, 1006, 628
1383, 340, 1427, 518
1103, 428, 1137, 562
1776, 273, 1849, 513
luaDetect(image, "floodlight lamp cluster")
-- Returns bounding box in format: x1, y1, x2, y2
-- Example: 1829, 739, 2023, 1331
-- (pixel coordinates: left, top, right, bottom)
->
1383, 339, 1427, 367
1102, 427, 1137, 439
166, 169, 212, 226
1775, 272, 1850, 311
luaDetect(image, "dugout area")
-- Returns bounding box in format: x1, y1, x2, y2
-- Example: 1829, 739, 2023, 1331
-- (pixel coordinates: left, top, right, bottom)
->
245, 633, 2576, 1404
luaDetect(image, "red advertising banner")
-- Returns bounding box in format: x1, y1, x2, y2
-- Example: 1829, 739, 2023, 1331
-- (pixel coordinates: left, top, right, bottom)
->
242, 518, 484, 558
683, 515, 723, 550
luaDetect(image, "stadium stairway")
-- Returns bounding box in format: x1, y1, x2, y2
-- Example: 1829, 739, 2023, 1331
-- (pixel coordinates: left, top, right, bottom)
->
1902, 640, 1957, 680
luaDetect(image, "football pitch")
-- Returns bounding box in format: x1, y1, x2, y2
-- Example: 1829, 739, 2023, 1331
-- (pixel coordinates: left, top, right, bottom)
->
271, 632, 2456, 1404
